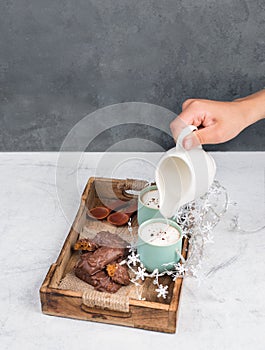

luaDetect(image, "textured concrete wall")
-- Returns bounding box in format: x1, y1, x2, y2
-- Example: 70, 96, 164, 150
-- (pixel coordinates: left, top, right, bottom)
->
0, 0, 265, 151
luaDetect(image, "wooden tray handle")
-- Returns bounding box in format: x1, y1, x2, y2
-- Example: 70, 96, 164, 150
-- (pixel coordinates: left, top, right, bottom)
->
117, 178, 148, 193
82, 290, 131, 316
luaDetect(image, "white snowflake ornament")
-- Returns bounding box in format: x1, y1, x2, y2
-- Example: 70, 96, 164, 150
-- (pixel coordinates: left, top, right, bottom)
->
134, 266, 147, 281
155, 284, 168, 299
127, 251, 140, 267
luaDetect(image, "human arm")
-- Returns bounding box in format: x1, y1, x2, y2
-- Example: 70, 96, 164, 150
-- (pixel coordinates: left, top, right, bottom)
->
170, 89, 265, 150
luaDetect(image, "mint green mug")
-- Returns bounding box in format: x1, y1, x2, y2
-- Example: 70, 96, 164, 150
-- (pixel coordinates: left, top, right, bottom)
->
137, 218, 183, 273
137, 185, 163, 225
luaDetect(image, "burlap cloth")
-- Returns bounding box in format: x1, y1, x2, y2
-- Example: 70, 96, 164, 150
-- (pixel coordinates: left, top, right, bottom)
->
58, 223, 143, 310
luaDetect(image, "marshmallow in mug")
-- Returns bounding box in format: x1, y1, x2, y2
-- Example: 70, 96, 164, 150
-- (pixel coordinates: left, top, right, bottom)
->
140, 221, 180, 246
141, 189, 160, 210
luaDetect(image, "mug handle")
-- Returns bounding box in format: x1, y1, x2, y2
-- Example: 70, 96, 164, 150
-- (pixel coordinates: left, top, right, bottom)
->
176, 125, 201, 150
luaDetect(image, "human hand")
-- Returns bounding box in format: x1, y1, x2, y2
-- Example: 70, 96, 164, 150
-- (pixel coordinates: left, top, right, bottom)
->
170, 98, 251, 150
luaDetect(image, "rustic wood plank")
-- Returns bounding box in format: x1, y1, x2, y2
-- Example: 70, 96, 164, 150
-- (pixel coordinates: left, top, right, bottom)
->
41, 292, 175, 333
169, 237, 189, 312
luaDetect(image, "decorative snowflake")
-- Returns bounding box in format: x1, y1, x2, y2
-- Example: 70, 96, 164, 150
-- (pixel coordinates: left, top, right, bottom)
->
127, 244, 137, 254
190, 266, 198, 278
174, 262, 186, 276
155, 284, 168, 299
201, 221, 214, 233
127, 251, 140, 266
133, 266, 147, 281
202, 231, 214, 244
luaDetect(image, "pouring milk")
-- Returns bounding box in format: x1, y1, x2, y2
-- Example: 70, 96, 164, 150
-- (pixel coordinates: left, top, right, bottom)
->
155, 125, 216, 218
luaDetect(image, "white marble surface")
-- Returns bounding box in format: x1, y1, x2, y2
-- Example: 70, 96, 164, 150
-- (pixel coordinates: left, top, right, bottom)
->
0, 152, 265, 350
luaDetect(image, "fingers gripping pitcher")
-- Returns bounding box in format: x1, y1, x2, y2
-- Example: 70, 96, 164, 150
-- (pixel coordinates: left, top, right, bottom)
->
155, 125, 216, 218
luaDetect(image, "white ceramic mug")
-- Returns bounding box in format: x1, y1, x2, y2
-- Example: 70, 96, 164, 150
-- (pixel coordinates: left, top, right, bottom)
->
155, 125, 216, 218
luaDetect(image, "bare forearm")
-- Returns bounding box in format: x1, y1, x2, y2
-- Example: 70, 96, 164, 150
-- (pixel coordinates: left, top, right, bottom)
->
235, 89, 265, 127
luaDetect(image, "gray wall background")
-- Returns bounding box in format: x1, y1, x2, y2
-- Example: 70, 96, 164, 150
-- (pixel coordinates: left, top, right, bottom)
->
0, 0, 265, 152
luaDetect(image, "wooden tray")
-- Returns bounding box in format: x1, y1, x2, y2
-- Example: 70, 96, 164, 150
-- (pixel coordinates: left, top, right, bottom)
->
40, 177, 188, 333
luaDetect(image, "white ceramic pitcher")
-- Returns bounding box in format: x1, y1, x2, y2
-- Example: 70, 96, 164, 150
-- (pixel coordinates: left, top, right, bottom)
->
155, 125, 216, 218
